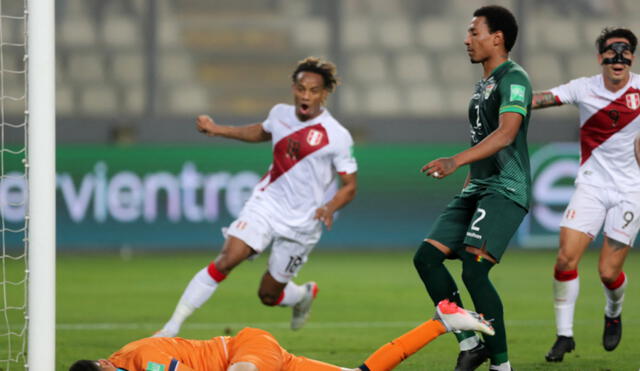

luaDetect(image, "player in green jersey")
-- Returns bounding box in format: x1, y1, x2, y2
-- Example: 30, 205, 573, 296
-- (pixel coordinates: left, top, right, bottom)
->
413, 5, 532, 371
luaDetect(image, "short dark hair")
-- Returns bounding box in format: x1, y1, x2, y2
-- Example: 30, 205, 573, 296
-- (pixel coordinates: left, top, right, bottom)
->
473, 5, 518, 52
596, 27, 637, 53
291, 57, 339, 93
69, 360, 101, 371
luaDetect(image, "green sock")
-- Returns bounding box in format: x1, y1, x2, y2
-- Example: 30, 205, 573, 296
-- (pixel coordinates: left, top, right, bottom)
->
455, 329, 478, 343
413, 242, 476, 343
490, 352, 509, 366
460, 251, 507, 362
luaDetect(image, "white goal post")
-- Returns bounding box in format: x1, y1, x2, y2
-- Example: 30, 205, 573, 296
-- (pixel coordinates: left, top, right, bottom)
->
26, 0, 56, 370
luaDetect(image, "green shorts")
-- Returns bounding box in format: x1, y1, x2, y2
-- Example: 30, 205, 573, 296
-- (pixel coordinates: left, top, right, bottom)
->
427, 191, 527, 262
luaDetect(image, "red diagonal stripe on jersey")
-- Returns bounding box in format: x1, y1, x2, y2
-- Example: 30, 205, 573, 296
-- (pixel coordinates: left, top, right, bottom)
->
580, 87, 640, 164
261, 123, 329, 190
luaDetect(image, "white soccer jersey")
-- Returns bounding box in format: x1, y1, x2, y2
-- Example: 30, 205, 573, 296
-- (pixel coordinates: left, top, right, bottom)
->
550, 73, 640, 193
243, 104, 357, 239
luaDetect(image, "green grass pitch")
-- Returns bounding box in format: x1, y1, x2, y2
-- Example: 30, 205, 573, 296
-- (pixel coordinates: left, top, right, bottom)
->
22, 249, 640, 370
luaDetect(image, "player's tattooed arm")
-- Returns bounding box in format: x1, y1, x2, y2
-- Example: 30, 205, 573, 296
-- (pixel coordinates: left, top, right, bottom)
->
532, 91, 561, 109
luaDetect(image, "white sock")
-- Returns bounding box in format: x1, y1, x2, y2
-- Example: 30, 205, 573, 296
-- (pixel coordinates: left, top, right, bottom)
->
459, 335, 479, 351
603, 274, 627, 318
554, 276, 579, 337
489, 361, 511, 370
161, 267, 219, 336
278, 281, 306, 307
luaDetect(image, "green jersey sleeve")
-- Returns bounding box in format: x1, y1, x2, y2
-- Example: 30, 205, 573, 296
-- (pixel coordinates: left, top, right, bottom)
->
497, 71, 532, 117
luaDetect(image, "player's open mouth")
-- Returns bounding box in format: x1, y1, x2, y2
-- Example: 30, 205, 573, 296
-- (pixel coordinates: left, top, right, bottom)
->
612, 65, 625, 73
300, 104, 310, 115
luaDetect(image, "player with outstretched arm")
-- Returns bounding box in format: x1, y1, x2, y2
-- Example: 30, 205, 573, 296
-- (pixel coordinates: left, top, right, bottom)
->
532, 27, 640, 362
155, 57, 357, 337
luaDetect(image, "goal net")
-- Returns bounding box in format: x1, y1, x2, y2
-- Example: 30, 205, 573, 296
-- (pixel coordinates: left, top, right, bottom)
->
1, 0, 55, 369
0, 0, 29, 369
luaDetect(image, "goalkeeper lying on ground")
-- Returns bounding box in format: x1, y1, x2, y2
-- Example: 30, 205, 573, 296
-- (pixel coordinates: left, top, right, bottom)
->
69, 300, 493, 371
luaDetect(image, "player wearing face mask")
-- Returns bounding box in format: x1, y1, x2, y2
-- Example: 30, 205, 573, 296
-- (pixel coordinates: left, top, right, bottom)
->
532, 27, 640, 363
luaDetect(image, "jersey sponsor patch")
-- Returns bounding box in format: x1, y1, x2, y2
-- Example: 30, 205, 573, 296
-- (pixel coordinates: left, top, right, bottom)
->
466, 231, 482, 239
146, 362, 165, 371
510, 84, 526, 102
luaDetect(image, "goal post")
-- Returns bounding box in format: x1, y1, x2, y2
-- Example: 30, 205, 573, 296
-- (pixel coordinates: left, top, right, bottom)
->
26, 0, 56, 369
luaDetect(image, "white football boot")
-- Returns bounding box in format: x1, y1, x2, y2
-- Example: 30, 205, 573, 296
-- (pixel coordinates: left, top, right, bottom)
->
291, 282, 318, 330
435, 299, 495, 336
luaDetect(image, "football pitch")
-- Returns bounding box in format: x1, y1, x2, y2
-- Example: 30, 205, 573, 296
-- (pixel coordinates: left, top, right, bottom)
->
54, 248, 639, 371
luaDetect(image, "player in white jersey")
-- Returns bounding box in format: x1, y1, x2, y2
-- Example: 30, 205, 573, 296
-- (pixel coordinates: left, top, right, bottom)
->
532, 27, 640, 362
155, 57, 357, 337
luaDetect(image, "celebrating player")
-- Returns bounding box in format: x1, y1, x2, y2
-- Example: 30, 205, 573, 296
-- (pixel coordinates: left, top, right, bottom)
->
532, 27, 640, 362
413, 5, 531, 371
154, 57, 358, 337
69, 300, 494, 371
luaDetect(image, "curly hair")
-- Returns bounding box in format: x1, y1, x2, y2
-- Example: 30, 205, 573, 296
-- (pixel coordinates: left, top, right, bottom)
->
291, 57, 339, 92
473, 5, 518, 52
596, 27, 637, 53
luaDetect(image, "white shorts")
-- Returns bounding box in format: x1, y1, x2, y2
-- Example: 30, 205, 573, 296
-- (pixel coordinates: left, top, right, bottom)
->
224, 210, 321, 283
561, 183, 640, 246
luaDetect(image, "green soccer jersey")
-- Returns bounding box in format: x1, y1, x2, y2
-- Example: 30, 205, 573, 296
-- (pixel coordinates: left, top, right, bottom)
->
461, 60, 532, 210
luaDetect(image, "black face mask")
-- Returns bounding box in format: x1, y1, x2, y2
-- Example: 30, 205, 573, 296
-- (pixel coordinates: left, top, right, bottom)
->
600, 42, 633, 66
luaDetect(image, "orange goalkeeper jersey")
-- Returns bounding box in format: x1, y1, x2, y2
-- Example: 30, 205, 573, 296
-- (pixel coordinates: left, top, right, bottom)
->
108, 327, 341, 371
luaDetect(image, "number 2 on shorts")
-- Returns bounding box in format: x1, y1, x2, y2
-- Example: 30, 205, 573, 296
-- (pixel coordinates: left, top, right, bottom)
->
471, 208, 487, 231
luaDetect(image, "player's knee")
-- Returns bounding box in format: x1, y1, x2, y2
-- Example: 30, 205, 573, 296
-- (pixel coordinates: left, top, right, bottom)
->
258, 290, 280, 306
461, 269, 488, 291
460, 265, 476, 288
555, 251, 578, 271
460, 253, 492, 288
211, 259, 234, 276
413, 241, 445, 270
598, 266, 620, 285
412, 247, 425, 269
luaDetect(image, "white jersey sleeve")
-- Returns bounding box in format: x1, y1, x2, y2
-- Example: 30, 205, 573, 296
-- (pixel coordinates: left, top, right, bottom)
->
332, 128, 357, 174
549, 77, 588, 105
260, 104, 283, 133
